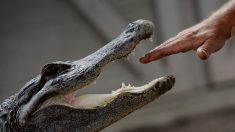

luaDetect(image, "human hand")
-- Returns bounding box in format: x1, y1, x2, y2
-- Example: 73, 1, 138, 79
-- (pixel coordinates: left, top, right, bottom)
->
140, 18, 231, 64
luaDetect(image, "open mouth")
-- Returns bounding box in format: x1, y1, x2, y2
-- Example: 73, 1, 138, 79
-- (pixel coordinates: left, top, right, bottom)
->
65, 76, 174, 109
37, 19, 175, 112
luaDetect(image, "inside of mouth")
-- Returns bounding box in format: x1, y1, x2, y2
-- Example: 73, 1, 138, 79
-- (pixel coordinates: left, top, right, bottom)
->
63, 78, 160, 109
38, 76, 162, 113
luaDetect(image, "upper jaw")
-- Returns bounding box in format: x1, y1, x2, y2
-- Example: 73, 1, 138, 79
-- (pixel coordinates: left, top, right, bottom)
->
68, 19, 155, 90
73, 19, 154, 65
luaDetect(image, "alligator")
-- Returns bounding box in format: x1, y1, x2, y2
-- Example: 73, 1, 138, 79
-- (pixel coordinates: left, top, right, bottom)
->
0, 19, 175, 132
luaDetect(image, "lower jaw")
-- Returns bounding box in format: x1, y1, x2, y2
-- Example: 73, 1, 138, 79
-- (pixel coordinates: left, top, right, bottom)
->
38, 77, 168, 111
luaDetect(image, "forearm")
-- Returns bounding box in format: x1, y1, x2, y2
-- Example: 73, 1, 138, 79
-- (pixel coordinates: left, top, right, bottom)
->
208, 0, 235, 38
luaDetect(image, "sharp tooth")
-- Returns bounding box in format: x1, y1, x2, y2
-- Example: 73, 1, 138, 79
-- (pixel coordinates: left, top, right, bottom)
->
128, 84, 131, 87
149, 35, 154, 42
122, 82, 126, 88
94, 81, 96, 84
131, 50, 135, 56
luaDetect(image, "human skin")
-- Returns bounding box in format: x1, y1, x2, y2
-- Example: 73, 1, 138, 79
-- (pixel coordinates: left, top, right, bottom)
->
140, 0, 235, 64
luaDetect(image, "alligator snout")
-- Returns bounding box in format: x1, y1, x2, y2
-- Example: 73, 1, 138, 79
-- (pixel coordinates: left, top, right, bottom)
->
71, 20, 155, 87
125, 19, 155, 40
80, 19, 154, 63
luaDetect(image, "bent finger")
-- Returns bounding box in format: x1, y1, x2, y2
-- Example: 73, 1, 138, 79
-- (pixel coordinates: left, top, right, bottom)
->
196, 38, 225, 60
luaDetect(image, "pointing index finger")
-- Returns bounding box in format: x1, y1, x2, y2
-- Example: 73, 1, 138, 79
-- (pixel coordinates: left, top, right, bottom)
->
139, 31, 201, 64
139, 36, 181, 63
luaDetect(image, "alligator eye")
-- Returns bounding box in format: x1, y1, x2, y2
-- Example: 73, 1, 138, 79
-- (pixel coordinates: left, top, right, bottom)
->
42, 64, 60, 77
41, 63, 71, 78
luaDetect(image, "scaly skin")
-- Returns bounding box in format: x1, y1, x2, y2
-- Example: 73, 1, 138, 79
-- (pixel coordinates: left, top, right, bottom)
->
0, 19, 175, 132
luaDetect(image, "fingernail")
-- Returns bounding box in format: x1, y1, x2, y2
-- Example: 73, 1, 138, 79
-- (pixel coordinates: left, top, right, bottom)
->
198, 48, 209, 60
139, 57, 149, 64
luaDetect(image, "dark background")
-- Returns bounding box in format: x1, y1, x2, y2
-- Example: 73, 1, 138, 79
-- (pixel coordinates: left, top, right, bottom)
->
1, 0, 235, 131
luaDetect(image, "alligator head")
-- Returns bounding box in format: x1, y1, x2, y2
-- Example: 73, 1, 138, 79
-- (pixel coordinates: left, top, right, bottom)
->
0, 19, 175, 132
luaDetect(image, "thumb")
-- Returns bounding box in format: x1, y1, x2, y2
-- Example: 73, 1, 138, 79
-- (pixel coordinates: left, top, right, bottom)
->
196, 38, 225, 60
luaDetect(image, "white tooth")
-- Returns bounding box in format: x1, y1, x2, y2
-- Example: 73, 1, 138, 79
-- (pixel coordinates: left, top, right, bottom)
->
94, 81, 96, 84
149, 35, 154, 42
128, 84, 131, 87
131, 50, 135, 56
122, 82, 126, 88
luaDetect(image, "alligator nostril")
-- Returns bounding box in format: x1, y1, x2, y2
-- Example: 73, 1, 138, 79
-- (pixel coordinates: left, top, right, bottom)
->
125, 23, 137, 34
129, 27, 135, 32
131, 38, 134, 42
